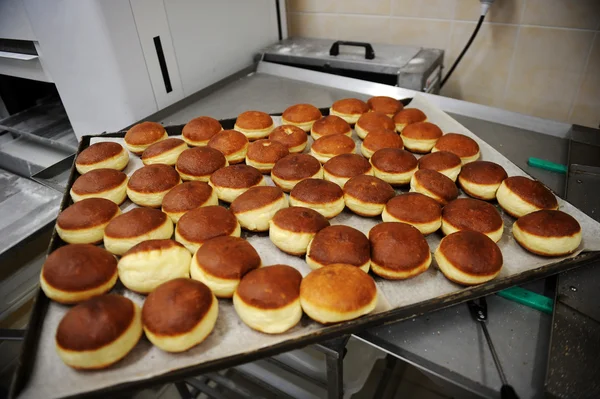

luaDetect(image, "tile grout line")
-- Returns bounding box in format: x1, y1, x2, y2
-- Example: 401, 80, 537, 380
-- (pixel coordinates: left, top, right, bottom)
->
500, 27, 520, 105
287, 11, 600, 32
446, 19, 456, 69
387, 0, 394, 45
500, 0, 528, 108
566, 31, 597, 123
519, 0, 529, 24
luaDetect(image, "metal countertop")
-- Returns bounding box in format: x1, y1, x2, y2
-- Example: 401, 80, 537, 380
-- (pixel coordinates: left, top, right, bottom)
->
0, 169, 61, 258
358, 114, 568, 399
158, 71, 364, 124
155, 65, 570, 398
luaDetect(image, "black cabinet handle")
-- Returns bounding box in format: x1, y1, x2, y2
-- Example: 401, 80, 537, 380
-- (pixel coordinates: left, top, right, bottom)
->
153, 36, 173, 93
329, 41, 375, 60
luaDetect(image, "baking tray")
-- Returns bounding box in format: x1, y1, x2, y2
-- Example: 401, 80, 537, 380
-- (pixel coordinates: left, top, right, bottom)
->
11, 95, 600, 399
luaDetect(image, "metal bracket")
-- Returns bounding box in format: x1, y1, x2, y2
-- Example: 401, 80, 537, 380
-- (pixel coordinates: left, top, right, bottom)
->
0, 328, 25, 341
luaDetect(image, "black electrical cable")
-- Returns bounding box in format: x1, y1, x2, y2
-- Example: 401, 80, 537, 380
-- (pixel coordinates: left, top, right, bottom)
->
440, 14, 486, 88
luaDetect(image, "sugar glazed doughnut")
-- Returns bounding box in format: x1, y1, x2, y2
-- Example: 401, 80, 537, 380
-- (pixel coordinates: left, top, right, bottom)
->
300, 264, 377, 324
234, 265, 303, 334
269, 207, 330, 255
124, 121, 167, 155
75, 142, 129, 174
55, 295, 142, 369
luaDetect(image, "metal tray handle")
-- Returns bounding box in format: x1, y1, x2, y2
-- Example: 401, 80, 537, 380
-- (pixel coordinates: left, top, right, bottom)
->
329, 41, 375, 60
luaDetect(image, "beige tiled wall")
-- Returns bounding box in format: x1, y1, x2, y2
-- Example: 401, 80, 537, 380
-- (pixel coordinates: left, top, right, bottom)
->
286, 0, 600, 128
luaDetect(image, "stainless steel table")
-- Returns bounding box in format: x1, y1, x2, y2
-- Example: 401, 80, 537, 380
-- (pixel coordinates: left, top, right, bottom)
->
355, 113, 569, 399
152, 63, 573, 398
0, 169, 61, 259
2, 61, 585, 398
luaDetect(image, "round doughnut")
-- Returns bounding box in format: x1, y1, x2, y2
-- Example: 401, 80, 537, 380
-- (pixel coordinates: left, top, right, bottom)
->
343, 175, 395, 217
175, 206, 240, 254
56, 198, 121, 244
269, 125, 308, 153
401, 122, 443, 153
361, 129, 403, 159
282, 104, 322, 132
191, 236, 261, 298
310, 134, 356, 163
458, 161, 508, 200
117, 240, 191, 294
512, 210, 582, 256
496, 176, 558, 218
142, 278, 218, 352
410, 169, 458, 205
393, 108, 427, 132
306, 225, 370, 272
207, 129, 249, 164
382, 193, 442, 235
141, 138, 187, 166
124, 121, 167, 155
230, 185, 289, 231
330, 98, 369, 125
369, 222, 431, 279
234, 111, 274, 140
434, 231, 503, 285
40, 244, 118, 304
370, 148, 417, 186
367, 96, 403, 118
176, 146, 228, 182
233, 265, 303, 334
269, 207, 330, 255
76, 142, 129, 174
289, 178, 345, 219
300, 264, 377, 324
245, 139, 289, 173
70, 169, 128, 205
432, 133, 480, 164
182, 116, 223, 147
441, 198, 504, 242
161, 181, 218, 223
271, 154, 323, 192
310, 115, 352, 140
323, 153, 373, 188
355, 112, 395, 140
55, 295, 142, 369
126, 164, 181, 207
209, 164, 266, 203
418, 151, 462, 181
104, 208, 174, 256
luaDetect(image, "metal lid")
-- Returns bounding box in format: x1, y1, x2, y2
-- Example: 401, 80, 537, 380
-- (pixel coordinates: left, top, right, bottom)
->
261, 37, 423, 75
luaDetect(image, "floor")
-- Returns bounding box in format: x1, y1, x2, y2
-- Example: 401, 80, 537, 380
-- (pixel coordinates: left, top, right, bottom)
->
356, 358, 452, 399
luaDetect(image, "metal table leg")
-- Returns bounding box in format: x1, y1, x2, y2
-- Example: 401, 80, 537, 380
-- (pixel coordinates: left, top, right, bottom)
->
0, 329, 25, 341
315, 335, 350, 399
373, 354, 400, 398
174, 382, 193, 399
325, 351, 343, 399
174, 335, 351, 399
183, 377, 227, 399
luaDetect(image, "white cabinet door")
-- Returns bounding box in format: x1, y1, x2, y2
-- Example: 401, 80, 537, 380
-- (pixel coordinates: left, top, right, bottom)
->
130, 0, 185, 110
163, 0, 279, 97
0, 0, 36, 41
23, 0, 158, 138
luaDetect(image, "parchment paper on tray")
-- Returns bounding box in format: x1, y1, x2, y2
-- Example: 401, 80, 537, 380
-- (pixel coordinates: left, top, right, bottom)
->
18, 94, 600, 399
